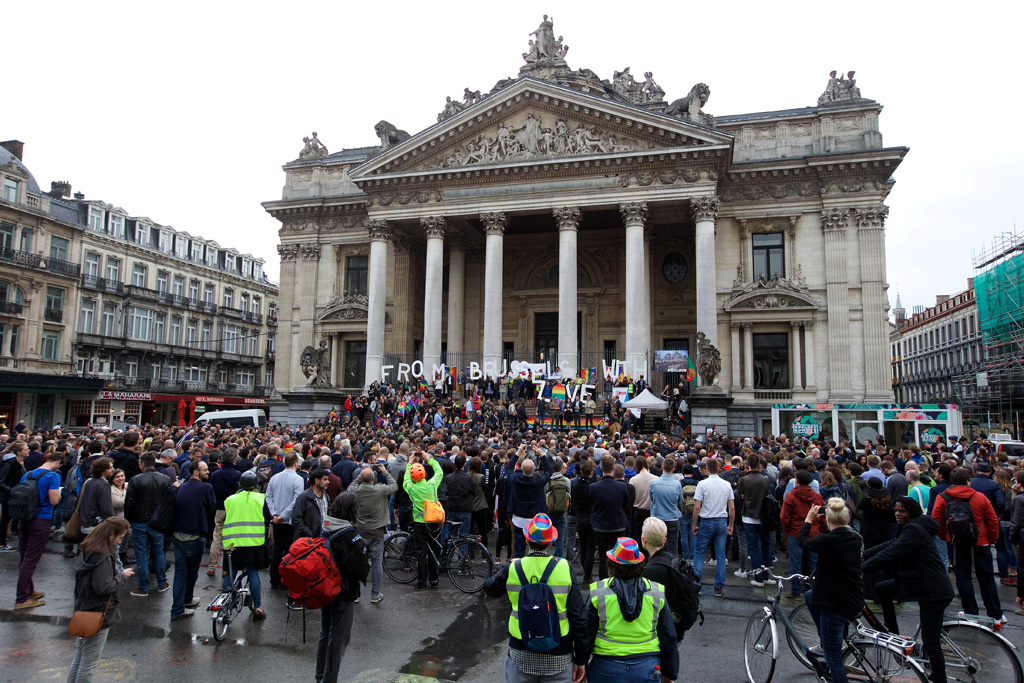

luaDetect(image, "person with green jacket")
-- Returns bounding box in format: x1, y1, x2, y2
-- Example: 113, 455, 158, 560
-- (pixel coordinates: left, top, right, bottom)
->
402, 452, 443, 590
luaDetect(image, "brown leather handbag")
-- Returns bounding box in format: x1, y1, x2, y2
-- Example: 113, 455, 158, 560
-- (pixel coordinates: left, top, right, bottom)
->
62, 494, 84, 545
68, 595, 111, 638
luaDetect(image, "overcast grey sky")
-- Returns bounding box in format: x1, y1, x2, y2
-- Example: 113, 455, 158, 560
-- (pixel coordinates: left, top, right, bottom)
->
7, 1, 1021, 313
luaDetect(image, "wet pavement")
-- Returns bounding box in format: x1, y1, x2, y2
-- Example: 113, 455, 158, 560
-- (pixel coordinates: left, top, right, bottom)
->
1, 534, 1022, 682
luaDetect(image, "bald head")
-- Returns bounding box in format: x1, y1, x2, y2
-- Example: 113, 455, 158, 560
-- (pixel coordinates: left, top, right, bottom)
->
521, 458, 536, 476
319, 455, 332, 469
360, 467, 374, 483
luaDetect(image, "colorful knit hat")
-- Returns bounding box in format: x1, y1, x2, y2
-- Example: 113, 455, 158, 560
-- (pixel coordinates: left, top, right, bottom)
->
606, 537, 645, 565
523, 513, 558, 545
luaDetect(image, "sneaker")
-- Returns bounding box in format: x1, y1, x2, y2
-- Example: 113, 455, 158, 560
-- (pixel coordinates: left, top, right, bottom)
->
171, 609, 195, 621
415, 584, 428, 591
207, 569, 216, 577
186, 598, 201, 609
0, 544, 15, 552
14, 598, 45, 610
157, 582, 170, 593
705, 559, 717, 566
29, 591, 44, 600
764, 578, 777, 586
996, 615, 1008, 625
370, 593, 384, 604
750, 579, 765, 588
51, 526, 65, 536
287, 601, 303, 611
714, 588, 724, 598
734, 569, 749, 579
130, 589, 149, 597
353, 597, 360, 603
63, 548, 76, 559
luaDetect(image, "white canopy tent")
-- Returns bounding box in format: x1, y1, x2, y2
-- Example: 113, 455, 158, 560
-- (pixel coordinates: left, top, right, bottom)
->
621, 389, 669, 410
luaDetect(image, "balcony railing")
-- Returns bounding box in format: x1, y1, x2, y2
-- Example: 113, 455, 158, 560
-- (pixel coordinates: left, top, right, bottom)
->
125, 284, 160, 301
43, 256, 81, 278
265, 350, 276, 361
0, 301, 23, 315
267, 314, 277, 327
0, 248, 42, 269
82, 274, 125, 294
99, 374, 270, 397
754, 389, 793, 401
44, 308, 63, 323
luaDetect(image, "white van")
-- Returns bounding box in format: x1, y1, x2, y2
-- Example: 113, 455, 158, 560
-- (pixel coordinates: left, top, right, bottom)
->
191, 409, 266, 429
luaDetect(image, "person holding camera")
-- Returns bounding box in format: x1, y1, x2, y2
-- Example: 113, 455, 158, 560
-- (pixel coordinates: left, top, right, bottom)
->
403, 451, 443, 590
348, 460, 397, 604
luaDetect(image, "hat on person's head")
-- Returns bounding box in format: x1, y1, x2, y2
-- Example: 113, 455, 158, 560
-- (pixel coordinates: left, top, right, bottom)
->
606, 537, 645, 565
524, 513, 558, 544
975, 461, 992, 473
867, 476, 884, 490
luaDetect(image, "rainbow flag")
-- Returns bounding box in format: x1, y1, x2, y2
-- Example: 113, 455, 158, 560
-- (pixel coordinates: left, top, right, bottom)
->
587, 367, 598, 384
448, 365, 457, 383
552, 384, 567, 402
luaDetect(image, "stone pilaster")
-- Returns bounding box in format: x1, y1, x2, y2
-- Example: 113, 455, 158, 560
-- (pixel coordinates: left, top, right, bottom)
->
421, 217, 447, 374
446, 235, 467, 362
365, 220, 391, 388
276, 243, 300, 389
791, 321, 803, 390
821, 208, 854, 400
855, 205, 892, 400
742, 322, 754, 390
620, 202, 649, 377
481, 212, 508, 377
692, 196, 720, 350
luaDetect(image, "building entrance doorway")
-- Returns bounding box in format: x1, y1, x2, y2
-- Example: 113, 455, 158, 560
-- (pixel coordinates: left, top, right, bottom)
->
534, 312, 582, 363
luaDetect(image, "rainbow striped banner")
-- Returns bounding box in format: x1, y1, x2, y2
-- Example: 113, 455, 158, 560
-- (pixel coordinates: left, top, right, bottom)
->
551, 384, 567, 401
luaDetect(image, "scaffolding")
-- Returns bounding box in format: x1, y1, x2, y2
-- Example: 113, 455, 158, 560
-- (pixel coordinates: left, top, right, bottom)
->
951, 227, 1024, 436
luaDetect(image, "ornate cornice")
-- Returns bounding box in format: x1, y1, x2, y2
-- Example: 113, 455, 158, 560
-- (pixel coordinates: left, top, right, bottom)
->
690, 195, 720, 222
480, 212, 509, 236
820, 208, 849, 233
619, 202, 648, 226
853, 205, 889, 231
420, 216, 448, 240
553, 206, 581, 231
365, 189, 443, 208
366, 219, 392, 242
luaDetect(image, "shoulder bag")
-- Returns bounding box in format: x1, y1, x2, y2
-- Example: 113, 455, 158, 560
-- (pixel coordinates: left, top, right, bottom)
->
68, 594, 111, 638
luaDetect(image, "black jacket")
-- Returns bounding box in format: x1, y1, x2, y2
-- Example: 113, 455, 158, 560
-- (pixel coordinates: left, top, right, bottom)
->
642, 548, 685, 643
444, 470, 477, 513
79, 477, 114, 529
797, 523, 864, 620
75, 551, 128, 628
589, 475, 630, 533
124, 469, 172, 524
569, 473, 596, 520
862, 515, 954, 603
109, 447, 142, 480
292, 487, 328, 539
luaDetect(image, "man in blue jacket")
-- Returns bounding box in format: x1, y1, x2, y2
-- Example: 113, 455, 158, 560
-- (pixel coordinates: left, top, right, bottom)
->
971, 462, 1005, 515
170, 461, 215, 621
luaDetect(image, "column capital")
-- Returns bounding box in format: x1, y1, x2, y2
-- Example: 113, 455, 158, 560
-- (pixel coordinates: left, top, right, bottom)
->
731, 322, 743, 329
619, 202, 648, 226
277, 244, 300, 261
820, 208, 850, 233
791, 321, 803, 329
480, 211, 509, 235
553, 206, 582, 231
740, 321, 754, 329
853, 205, 889, 231
690, 195, 720, 222
788, 215, 798, 235
299, 243, 321, 261
421, 216, 447, 239
366, 219, 392, 242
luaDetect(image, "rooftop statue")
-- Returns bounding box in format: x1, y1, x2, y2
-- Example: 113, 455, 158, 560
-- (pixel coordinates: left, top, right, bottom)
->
298, 132, 328, 160
818, 70, 865, 105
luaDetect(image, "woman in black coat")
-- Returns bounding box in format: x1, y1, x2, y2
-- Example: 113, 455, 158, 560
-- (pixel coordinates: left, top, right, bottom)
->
79, 457, 115, 536
858, 476, 895, 600
863, 495, 954, 683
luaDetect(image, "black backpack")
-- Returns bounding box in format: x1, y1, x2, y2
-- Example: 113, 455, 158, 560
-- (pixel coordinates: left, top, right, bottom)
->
760, 493, 782, 533
332, 527, 370, 590
940, 492, 979, 543
514, 557, 563, 652
668, 558, 705, 638
8, 469, 47, 522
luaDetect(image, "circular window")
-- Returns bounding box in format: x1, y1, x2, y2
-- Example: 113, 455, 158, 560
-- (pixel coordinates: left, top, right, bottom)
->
662, 252, 688, 284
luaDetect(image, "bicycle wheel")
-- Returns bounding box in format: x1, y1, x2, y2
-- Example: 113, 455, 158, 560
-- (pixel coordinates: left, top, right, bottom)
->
212, 612, 230, 642
842, 639, 929, 683
785, 601, 820, 671
383, 532, 417, 584
743, 610, 777, 683
447, 538, 494, 593
571, 533, 581, 563
940, 623, 1023, 683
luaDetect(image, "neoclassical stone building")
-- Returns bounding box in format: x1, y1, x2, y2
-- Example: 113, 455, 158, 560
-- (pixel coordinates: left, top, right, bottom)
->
264, 18, 903, 433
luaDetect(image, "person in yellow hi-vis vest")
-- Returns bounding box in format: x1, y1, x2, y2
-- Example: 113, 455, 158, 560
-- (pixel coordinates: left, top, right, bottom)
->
484, 513, 588, 683
221, 470, 271, 621
584, 537, 679, 683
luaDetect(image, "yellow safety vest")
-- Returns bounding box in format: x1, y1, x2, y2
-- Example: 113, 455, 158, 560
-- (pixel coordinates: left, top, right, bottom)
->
222, 491, 266, 548
589, 577, 666, 657
507, 555, 572, 641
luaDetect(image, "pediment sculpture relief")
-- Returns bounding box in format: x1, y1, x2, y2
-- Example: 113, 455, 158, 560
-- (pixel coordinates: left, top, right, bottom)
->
725, 272, 818, 311
317, 293, 370, 322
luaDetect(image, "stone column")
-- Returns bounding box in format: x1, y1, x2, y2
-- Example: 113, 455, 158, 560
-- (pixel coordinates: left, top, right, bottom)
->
791, 322, 803, 391
329, 333, 339, 386
276, 244, 299, 389
742, 323, 754, 390
446, 235, 466, 363
730, 323, 741, 392
855, 206, 891, 400
620, 202, 649, 377
804, 322, 816, 390
421, 216, 447, 374
692, 196, 720, 349
364, 220, 391, 388
391, 237, 413, 353
554, 207, 581, 376
481, 212, 508, 378
821, 209, 853, 400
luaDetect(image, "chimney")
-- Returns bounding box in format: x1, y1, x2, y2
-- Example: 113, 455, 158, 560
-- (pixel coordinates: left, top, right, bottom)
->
73, 191, 85, 199
935, 294, 949, 306
0, 140, 25, 161
46, 181, 72, 199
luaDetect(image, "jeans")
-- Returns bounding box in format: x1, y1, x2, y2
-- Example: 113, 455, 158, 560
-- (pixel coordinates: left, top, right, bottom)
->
587, 654, 661, 683
315, 597, 354, 683
448, 511, 472, 539
658, 518, 680, 558
362, 531, 384, 597
17, 517, 52, 603
745, 522, 770, 579
513, 523, 527, 559
171, 536, 204, 618
693, 517, 729, 589
223, 560, 262, 608
397, 505, 412, 533
679, 514, 693, 561
207, 509, 226, 571
130, 522, 166, 592
804, 591, 849, 683
0, 501, 12, 546
504, 654, 572, 682
952, 541, 1003, 619
735, 519, 749, 571
67, 627, 109, 682
565, 514, 577, 562
934, 535, 949, 570
549, 512, 566, 558
996, 525, 1018, 577
787, 534, 817, 597
270, 523, 293, 588
594, 529, 622, 580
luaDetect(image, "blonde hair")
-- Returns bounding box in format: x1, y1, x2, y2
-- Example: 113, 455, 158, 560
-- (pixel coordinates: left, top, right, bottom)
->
641, 516, 667, 553
824, 496, 850, 527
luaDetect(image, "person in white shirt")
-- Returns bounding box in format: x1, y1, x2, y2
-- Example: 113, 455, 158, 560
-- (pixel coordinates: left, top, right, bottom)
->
265, 453, 304, 594
691, 458, 735, 597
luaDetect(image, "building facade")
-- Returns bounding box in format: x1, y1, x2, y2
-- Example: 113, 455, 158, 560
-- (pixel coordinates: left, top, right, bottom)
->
264, 18, 905, 434
890, 285, 983, 404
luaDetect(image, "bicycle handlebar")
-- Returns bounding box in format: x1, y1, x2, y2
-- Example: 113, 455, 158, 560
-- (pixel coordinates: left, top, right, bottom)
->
756, 566, 809, 584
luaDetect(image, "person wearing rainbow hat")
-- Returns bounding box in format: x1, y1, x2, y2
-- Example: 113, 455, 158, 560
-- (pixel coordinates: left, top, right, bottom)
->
484, 513, 588, 683
583, 537, 679, 683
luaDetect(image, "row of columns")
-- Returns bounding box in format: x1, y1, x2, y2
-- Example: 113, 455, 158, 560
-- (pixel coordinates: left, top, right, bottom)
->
729, 321, 816, 392
362, 196, 720, 387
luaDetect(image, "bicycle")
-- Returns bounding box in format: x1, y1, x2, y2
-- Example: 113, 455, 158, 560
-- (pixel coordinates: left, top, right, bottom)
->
743, 569, 929, 683
382, 521, 494, 593
788, 598, 1023, 682
207, 550, 254, 642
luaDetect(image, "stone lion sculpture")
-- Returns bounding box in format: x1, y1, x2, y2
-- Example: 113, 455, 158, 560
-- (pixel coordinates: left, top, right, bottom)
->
375, 120, 411, 148
665, 83, 711, 120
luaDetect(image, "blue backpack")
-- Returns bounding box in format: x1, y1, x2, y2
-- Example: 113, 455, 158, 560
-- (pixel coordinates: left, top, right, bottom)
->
514, 558, 562, 652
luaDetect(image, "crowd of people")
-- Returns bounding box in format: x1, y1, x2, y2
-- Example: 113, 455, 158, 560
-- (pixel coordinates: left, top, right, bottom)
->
0, 380, 1022, 682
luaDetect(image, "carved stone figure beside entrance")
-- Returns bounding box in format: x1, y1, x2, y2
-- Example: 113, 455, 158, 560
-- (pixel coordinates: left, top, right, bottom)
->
299, 340, 332, 387
696, 331, 722, 387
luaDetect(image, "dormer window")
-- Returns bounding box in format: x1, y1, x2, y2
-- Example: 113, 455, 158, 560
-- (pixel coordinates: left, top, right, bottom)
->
2, 178, 17, 203
89, 207, 104, 231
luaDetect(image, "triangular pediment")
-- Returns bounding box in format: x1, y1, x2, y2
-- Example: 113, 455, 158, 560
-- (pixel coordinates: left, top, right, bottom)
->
351, 78, 733, 181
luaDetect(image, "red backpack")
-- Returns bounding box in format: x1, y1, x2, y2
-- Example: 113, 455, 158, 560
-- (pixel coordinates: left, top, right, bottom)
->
279, 533, 347, 610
